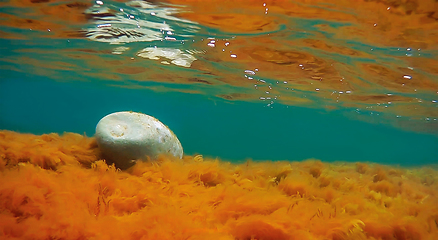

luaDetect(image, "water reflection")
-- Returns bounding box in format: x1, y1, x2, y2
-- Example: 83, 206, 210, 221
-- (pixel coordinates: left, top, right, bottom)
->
85, 0, 198, 44
137, 47, 197, 67
0, 0, 437, 133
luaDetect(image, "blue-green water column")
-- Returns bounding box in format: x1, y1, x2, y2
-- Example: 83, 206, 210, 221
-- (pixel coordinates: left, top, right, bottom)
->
1, 75, 437, 166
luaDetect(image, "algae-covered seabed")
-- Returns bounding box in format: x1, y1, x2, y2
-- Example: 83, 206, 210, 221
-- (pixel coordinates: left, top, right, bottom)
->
0, 130, 437, 239
1, 0, 438, 239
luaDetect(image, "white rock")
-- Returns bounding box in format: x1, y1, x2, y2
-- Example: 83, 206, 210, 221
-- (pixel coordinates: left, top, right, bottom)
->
95, 111, 183, 169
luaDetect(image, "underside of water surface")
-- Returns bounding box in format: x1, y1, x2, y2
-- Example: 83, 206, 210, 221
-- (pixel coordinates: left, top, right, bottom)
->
0, 0, 438, 239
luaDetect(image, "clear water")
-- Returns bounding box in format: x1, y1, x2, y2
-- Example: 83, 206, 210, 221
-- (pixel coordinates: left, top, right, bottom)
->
1, 0, 437, 165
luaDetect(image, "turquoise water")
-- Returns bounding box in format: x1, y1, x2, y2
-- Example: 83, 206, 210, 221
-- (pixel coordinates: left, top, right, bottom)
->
1, 70, 437, 165
1, 0, 437, 166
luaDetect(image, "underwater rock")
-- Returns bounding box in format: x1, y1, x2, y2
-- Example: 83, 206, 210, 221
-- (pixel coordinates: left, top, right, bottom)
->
95, 111, 183, 169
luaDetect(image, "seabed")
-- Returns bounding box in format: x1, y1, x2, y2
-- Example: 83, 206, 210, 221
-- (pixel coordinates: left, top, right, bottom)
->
1, 130, 437, 240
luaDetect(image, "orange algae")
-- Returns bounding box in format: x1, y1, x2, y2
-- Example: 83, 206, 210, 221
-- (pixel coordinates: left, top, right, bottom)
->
0, 130, 99, 170
1, 130, 438, 240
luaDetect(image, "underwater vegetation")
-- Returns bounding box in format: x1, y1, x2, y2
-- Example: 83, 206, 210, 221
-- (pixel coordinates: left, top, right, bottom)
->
1, 0, 438, 238
1, 130, 437, 240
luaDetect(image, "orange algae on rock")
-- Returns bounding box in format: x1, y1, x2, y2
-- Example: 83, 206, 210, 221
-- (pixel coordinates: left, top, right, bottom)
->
1, 130, 438, 240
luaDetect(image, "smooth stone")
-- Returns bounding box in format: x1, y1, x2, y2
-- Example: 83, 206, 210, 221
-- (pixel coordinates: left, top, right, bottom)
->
95, 111, 183, 169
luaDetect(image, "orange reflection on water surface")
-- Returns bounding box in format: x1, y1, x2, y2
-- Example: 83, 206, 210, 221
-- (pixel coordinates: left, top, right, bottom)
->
0, 0, 437, 132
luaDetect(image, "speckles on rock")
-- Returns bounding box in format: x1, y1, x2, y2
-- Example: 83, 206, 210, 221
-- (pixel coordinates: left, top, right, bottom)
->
95, 111, 183, 169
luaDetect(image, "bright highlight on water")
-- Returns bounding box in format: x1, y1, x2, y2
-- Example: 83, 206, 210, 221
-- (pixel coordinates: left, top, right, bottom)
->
0, 0, 437, 239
